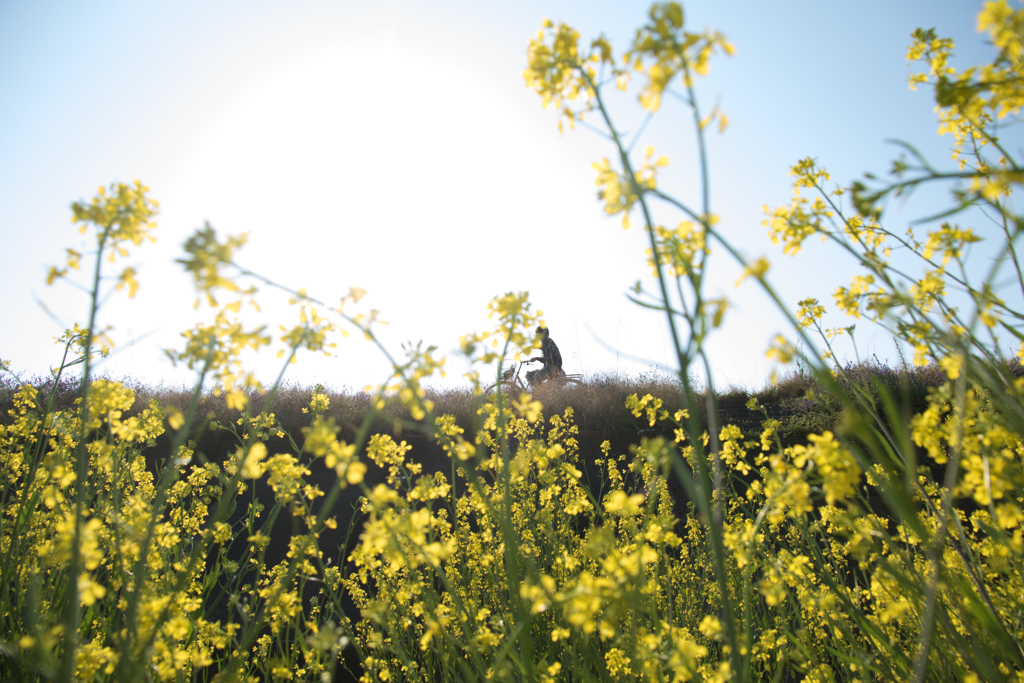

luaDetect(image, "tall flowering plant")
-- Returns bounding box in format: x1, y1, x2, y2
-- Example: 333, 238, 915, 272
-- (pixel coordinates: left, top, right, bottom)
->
523, 1, 1024, 681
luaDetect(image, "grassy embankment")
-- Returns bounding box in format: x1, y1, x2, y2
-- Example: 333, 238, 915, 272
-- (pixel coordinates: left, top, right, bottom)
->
0, 359, 974, 453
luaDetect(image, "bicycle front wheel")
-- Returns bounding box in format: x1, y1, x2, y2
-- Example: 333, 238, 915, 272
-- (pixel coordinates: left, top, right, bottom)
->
483, 380, 523, 397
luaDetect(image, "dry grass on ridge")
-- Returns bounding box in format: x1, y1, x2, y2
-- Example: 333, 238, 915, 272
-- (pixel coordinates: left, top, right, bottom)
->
3, 359, 986, 449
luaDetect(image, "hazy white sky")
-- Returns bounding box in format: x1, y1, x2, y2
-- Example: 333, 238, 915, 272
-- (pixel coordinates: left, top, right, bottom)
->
0, 0, 1000, 392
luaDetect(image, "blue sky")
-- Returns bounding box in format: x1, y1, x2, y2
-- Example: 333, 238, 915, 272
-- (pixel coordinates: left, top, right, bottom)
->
0, 0, 999, 392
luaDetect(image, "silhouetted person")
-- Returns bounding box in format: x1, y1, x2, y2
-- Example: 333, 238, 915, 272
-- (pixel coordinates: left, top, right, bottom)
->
526, 325, 564, 387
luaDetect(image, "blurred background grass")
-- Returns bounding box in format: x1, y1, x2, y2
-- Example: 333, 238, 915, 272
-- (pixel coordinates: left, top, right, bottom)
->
6, 358, 1004, 451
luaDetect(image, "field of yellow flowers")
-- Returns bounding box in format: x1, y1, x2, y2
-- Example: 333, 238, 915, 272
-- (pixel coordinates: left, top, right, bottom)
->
3, 2, 1024, 681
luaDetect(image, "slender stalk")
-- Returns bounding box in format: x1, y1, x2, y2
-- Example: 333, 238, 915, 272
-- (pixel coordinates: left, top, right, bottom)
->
58, 220, 113, 683
912, 370, 966, 683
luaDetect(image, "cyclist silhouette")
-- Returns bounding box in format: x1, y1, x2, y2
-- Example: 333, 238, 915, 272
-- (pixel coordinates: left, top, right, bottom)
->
525, 325, 564, 387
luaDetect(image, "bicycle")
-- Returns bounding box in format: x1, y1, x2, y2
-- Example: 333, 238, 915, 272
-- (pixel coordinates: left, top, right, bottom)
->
483, 358, 583, 396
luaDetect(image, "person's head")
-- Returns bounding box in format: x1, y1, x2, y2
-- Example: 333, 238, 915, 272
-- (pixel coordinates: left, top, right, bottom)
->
535, 325, 549, 339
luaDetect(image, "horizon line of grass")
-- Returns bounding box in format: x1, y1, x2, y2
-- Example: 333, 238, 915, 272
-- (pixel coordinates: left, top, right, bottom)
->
4, 357, 997, 449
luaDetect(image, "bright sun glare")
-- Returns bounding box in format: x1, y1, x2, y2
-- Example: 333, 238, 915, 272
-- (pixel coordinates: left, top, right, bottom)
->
77, 13, 650, 389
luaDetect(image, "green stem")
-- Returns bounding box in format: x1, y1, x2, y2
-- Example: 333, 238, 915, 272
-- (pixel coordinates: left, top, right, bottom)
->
58, 220, 113, 683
